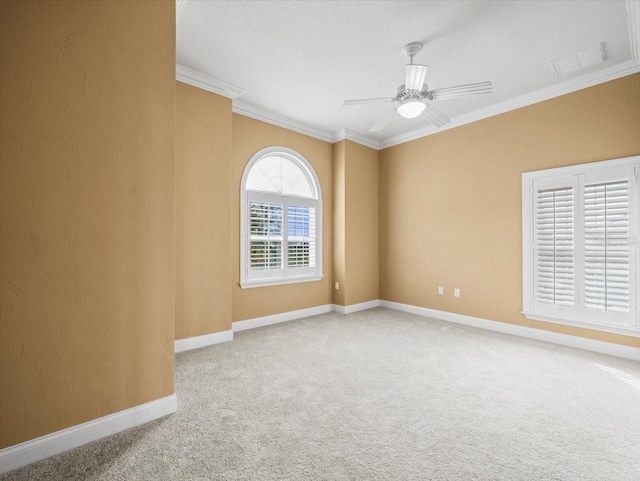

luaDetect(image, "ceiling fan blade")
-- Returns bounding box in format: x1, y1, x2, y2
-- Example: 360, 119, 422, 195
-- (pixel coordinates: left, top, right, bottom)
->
343, 98, 397, 107
405, 64, 428, 91
368, 111, 396, 132
421, 103, 450, 128
427, 81, 492, 100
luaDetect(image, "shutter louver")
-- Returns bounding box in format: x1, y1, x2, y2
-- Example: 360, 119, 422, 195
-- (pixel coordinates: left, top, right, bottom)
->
242, 149, 322, 287
584, 181, 630, 313
536, 187, 574, 307
249, 201, 283, 270
287, 205, 316, 268
523, 158, 638, 336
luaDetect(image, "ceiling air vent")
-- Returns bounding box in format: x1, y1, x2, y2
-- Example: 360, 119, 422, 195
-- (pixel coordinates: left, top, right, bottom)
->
550, 43, 606, 76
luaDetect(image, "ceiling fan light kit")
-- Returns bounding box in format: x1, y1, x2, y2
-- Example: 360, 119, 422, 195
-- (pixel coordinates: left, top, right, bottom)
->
397, 100, 426, 118
343, 41, 493, 132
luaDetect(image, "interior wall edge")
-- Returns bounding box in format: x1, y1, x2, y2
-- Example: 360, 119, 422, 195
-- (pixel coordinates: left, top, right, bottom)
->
232, 304, 334, 332
177, 299, 637, 360
174, 330, 234, 353
379, 300, 640, 360
0, 394, 178, 475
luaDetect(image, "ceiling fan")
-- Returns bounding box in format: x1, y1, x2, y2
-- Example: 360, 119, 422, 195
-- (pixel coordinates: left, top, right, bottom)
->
343, 42, 492, 132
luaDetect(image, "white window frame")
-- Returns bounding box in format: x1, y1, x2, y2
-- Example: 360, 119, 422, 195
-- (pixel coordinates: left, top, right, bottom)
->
240, 147, 323, 289
522, 155, 639, 337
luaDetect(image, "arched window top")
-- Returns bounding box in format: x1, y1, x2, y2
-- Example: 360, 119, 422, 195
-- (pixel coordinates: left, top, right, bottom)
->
245, 151, 318, 199
240, 147, 323, 288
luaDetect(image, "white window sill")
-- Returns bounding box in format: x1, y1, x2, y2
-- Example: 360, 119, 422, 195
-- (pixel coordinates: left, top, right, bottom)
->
240, 274, 324, 289
522, 311, 640, 338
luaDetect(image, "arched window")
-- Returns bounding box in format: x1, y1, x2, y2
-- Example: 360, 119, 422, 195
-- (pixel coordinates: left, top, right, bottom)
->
240, 147, 323, 288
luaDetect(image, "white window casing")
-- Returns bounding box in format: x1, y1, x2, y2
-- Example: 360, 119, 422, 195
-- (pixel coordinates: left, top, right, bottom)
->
522, 156, 639, 337
240, 147, 323, 288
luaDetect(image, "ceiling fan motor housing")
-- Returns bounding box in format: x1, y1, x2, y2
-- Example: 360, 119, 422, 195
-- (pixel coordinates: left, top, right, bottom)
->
396, 84, 429, 101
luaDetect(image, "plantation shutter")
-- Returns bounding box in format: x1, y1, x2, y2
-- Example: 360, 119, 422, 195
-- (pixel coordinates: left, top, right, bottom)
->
535, 186, 575, 308
287, 205, 316, 269
523, 158, 638, 336
248, 199, 284, 279
584, 180, 630, 313
241, 148, 322, 288
246, 192, 319, 282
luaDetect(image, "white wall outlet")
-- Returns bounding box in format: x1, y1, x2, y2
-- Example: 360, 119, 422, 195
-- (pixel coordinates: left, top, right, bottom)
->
438, 286, 444, 295
335, 282, 340, 290
454, 288, 461, 298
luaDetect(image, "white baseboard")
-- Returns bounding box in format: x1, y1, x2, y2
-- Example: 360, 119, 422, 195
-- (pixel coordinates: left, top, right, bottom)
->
0, 394, 177, 475
332, 300, 380, 314
232, 304, 333, 332
380, 300, 640, 361
175, 329, 233, 353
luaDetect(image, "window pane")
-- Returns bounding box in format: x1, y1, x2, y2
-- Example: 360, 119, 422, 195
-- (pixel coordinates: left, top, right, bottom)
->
288, 242, 309, 267
250, 241, 282, 270
287, 205, 315, 268
250, 201, 283, 270
287, 206, 309, 237
250, 202, 282, 236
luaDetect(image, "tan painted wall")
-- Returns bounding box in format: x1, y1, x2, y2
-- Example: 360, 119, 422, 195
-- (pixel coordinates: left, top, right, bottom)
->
344, 141, 379, 305
332, 141, 347, 306
379, 73, 640, 348
333, 141, 379, 306
0, 0, 176, 448
231, 114, 333, 321
175, 82, 232, 339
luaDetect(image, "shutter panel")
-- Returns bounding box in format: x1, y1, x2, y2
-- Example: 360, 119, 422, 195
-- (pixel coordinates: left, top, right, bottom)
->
536, 187, 574, 307
523, 158, 638, 335
287, 205, 316, 268
249, 201, 283, 270
584, 180, 630, 313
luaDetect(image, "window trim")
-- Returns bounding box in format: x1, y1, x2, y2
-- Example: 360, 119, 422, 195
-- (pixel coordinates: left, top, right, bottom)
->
522, 155, 639, 337
240, 147, 323, 289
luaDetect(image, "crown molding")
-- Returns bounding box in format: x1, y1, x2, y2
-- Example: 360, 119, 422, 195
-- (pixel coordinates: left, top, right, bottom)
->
380, 0, 640, 149
232, 100, 334, 143
628, 0, 640, 61
379, 58, 640, 149
332, 129, 381, 150
176, 64, 245, 100
177, 1, 640, 149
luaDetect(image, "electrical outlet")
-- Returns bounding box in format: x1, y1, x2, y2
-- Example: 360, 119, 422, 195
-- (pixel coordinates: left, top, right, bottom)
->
454, 288, 461, 298
438, 286, 444, 295
335, 282, 340, 290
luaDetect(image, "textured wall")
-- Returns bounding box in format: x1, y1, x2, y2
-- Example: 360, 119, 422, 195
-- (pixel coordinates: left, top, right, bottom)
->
231, 114, 333, 321
344, 141, 379, 306
332, 141, 379, 306
379, 73, 640, 347
175, 82, 233, 339
0, 0, 176, 447
332, 141, 347, 306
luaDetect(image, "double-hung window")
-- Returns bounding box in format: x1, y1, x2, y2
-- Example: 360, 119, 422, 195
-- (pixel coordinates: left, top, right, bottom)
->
522, 156, 639, 336
240, 147, 322, 288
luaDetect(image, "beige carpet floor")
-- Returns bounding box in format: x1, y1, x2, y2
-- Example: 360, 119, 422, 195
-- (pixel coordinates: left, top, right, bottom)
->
2, 307, 639, 480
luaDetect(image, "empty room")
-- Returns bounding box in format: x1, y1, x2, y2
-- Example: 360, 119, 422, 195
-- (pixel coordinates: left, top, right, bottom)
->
1, 0, 639, 479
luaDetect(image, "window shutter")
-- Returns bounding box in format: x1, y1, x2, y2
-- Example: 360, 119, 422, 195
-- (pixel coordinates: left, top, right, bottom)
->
241, 148, 323, 288
584, 180, 630, 313
536, 187, 574, 307
249, 201, 283, 271
523, 157, 638, 336
287, 205, 316, 268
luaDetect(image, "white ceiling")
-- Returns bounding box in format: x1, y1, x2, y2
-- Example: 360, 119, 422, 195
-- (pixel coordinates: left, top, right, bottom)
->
176, 1, 640, 148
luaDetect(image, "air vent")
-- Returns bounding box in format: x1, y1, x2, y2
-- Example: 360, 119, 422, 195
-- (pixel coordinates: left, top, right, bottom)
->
550, 43, 606, 76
